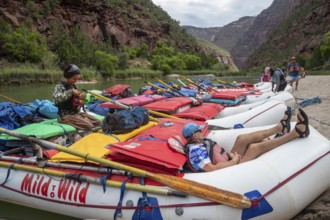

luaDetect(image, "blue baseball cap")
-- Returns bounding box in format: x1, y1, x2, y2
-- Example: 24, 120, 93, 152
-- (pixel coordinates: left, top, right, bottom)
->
182, 123, 205, 139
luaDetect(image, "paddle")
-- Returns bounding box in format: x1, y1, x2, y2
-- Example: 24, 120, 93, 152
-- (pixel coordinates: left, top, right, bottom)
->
217, 79, 238, 88
179, 74, 208, 92
0, 160, 186, 197
83, 90, 178, 120
0, 93, 22, 104
144, 81, 182, 98
156, 79, 186, 97
0, 127, 251, 209
176, 78, 187, 87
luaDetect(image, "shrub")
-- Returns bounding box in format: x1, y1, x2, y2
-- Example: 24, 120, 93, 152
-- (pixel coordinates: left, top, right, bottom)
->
1, 24, 46, 63
95, 51, 119, 77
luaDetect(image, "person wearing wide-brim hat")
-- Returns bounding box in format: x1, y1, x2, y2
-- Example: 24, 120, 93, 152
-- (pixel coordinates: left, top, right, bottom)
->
287, 56, 301, 90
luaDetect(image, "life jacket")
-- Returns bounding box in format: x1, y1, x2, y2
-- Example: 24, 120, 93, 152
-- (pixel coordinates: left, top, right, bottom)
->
184, 138, 229, 172
57, 81, 82, 116
261, 74, 271, 82
104, 84, 133, 98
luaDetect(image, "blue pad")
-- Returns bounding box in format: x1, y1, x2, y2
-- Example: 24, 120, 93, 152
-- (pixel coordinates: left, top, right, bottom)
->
234, 123, 244, 129
132, 196, 163, 220
241, 190, 273, 220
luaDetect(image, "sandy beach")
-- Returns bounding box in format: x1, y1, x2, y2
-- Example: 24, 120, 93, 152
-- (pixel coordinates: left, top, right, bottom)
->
289, 75, 330, 219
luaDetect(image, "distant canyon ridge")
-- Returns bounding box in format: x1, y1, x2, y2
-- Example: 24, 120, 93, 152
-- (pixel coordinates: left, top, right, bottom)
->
184, 0, 330, 69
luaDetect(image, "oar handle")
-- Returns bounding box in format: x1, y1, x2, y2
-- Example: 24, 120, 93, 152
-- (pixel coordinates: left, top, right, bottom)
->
82, 89, 129, 110
144, 81, 180, 97
176, 78, 187, 87
156, 79, 186, 97
179, 75, 207, 92
0, 93, 22, 104
0, 161, 187, 198
85, 89, 177, 120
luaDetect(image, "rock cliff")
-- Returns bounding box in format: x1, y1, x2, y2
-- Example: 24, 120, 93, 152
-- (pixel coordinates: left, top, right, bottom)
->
0, 0, 236, 69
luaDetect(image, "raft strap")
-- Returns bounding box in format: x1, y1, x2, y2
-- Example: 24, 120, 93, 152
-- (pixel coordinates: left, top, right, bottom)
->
114, 174, 132, 220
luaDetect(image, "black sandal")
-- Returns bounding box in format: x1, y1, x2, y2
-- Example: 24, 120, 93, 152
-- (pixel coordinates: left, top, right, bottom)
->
295, 108, 310, 138
281, 107, 292, 133
274, 107, 292, 138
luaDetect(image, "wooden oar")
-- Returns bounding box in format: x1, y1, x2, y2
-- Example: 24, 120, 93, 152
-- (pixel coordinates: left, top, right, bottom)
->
0, 127, 251, 209
0, 93, 22, 104
217, 79, 238, 88
176, 78, 187, 87
0, 160, 186, 197
145, 81, 182, 97
179, 74, 208, 92
156, 79, 188, 97
84, 90, 178, 120
156, 79, 203, 104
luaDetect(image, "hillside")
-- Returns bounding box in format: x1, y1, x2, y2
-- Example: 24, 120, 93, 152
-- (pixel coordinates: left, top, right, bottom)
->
183, 0, 329, 70
245, 0, 330, 68
231, 0, 297, 68
0, 0, 236, 71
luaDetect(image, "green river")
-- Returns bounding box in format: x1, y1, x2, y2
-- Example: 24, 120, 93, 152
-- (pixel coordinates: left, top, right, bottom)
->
0, 76, 258, 220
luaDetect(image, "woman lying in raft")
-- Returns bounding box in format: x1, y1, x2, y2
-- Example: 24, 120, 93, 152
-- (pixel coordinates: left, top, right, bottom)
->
182, 108, 309, 172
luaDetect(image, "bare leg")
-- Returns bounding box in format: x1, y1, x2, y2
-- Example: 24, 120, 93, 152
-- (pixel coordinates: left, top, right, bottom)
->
240, 130, 299, 162
231, 110, 291, 156
295, 80, 299, 90
240, 113, 306, 163
230, 123, 282, 156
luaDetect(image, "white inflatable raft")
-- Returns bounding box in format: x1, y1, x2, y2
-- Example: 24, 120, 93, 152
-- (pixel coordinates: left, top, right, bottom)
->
208, 100, 287, 129
243, 91, 296, 107
0, 124, 328, 220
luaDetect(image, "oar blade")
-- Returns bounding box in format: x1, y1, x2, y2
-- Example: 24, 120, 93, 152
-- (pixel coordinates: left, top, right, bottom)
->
146, 172, 251, 209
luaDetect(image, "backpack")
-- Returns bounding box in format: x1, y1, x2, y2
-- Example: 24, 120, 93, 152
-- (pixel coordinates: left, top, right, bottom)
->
102, 109, 137, 134
276, 68, 286, 83
29, 99, 58, 119
130, 106, 150, 127
87, 100, 109, 116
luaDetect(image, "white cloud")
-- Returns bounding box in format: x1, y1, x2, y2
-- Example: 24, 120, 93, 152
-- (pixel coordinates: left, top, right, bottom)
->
151, 0, 273, 27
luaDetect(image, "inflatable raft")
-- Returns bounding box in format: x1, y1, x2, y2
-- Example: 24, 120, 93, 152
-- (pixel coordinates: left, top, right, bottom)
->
242, 91, 296, 107
0, 123, 328, 220
207, 100, 287, 129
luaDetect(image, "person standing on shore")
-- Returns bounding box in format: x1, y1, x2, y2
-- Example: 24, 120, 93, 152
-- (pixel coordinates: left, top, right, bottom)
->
53, 64, 102, 131
287, 56, 301, 90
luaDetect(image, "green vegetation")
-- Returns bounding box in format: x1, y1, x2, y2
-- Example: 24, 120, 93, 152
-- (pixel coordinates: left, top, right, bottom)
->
0, 0, 230, 85
245, 0, 329, 72
0, 23, 47, 63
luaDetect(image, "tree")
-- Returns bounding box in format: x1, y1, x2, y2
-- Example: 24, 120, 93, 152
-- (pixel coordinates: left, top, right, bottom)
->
1, 24, 46, 63
95, 51, 119, 77
183, 54, 201, 70
320, 31, 330, 63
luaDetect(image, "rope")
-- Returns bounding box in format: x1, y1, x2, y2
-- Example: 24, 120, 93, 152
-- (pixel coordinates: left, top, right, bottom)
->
309, 116, 330, 127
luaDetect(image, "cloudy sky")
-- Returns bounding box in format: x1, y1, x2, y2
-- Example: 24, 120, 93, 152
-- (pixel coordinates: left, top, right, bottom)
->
151, 0, 274, 27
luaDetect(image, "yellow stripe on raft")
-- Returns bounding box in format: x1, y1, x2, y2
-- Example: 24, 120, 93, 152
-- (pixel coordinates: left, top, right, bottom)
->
50, 121, 157, 163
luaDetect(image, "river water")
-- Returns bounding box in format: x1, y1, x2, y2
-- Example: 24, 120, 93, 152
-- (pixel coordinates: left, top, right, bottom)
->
0, 76, 258, 219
